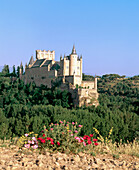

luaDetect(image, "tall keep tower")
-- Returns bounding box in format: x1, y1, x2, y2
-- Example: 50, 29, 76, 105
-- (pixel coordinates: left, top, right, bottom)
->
69, 45, 78, 75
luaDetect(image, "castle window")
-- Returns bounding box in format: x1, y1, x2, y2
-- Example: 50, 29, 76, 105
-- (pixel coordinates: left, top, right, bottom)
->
42, 76, 46, 79
31, 77, 34, 80
66, 66, 69, 69
77, 67, 79, 69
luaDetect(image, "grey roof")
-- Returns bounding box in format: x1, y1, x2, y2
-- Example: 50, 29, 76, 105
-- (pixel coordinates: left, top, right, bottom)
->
55, 61, 60, 66
32, 59, 45, 68
51, 63, 60, 71
41, 60, 52, 67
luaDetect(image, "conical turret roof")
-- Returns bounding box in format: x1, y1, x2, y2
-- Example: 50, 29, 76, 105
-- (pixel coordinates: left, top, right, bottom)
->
72, 45, 76, 54
29, 56, 34, 65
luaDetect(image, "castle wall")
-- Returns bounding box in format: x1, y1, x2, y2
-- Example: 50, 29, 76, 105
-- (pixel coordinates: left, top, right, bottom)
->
76, 60, 81, 76
65, 76, 74, 84
81, 81, 95, 89
64, 59, 69, 76
74, 75, 82, 86
25, 67, 56, 87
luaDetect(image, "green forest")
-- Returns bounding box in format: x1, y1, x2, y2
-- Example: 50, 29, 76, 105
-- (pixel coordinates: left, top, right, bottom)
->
0, 65, 139, 143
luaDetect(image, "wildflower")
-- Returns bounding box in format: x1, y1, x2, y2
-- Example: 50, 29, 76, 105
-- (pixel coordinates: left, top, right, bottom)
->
83, 136, 87, 140
83, 135, 91, 141
62, 132, 64, 134
74, 130, 78, 133
51, 141, 54, 145
41, 139, 45, 143
50, 128, 53, 131
75, 136, 80, 140
83, 141, 86, 146
90, 134, 93, 137
78, 139, 82, 143
57, 141, 60, 146
24, 144, 30, 148
46, 137, 51, 140
37, 137, 42, 141
72, 122, 75, 125
31, 145, 38, 149
78, 125, 82, 127
60, 121, 63, 123
32, 137, 36, 141
41, 130, 44, 133
94, 143, 98, 146
32, 141, 35, 144
42, 134, 45, 137
28, 140, 32, 144
25, 134, 29, 137
69, 130, 71, 132
80, 137, 84, 142
93, 139, 98, 142
87, 140, 92, 144
71, 134, 73, 136
50, 138, 54, 142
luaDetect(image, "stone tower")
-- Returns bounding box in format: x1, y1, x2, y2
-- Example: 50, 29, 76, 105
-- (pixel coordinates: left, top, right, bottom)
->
60, 45, 82, 86
69, 45, 78, 75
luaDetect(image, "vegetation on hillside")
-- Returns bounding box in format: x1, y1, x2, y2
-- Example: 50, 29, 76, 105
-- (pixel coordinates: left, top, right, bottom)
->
0, 65, 139, 143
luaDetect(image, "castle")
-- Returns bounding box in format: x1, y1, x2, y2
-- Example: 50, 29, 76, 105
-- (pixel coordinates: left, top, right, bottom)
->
21, 46, 99, 107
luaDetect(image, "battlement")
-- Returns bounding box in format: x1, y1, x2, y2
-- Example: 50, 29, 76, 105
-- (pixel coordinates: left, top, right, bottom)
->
36, 50, 55, 60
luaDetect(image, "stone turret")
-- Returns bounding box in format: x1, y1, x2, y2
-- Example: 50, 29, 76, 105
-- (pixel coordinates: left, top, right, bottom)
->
80, 55, 82, 80
25, 63, 28, 71
19, 62, 23, 79
94, 77, 97, 90
69, 45, 78, 75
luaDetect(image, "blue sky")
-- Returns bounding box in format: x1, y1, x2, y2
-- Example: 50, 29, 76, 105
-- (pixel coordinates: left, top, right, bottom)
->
0, 0, 139, 76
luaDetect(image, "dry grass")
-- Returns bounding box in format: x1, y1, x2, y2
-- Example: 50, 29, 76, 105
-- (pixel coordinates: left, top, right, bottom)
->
92, 139, 139, 158
0, 138, 139, 158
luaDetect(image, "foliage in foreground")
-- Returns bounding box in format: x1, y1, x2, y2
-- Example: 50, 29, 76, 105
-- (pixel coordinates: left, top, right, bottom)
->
15, 122, 139, 158
17, 121, 99, 154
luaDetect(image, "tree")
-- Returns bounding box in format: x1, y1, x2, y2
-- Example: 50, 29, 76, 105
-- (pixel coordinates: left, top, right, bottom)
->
2, 65, 10, 75
12, 65, 16, 77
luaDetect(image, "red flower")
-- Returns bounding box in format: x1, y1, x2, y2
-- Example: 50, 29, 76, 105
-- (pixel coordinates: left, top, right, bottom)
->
50, 138, 54, 142
87, 137, 91, 141
83, 135, 89, 140
42, 134, 45, 137
51, 141, 54, 145
57, 141, 60, 146
90, 134, 93, 137
46, 137, 51, 140
93, 139, 98, 142
37, 137, 42, 140
41, 139, 45, 143
87, 140, 92, 144
94, 143, 98, 146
